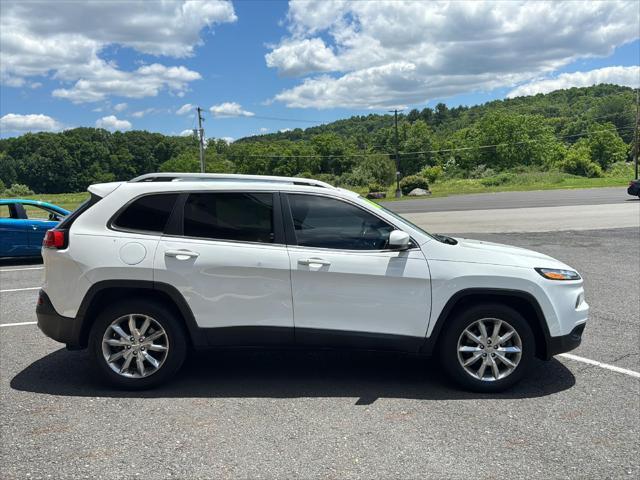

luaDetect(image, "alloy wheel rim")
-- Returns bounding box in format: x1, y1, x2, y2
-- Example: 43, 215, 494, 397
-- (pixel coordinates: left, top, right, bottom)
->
101, 314, 169, 378
457, 318, 522, 382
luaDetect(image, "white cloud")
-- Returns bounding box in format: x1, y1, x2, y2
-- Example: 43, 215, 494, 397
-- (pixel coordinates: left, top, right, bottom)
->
1, 1, 236, 101
95, 115, 132, 131
221, 136, 234, 143
507, 66, 640, 98
52, 64, 201, 103
209, 102, 255, 117
131, 108, 162, 118
259, 127, 269, 133
0, 113, 63, 132
265, 38, 338, 76
176, 103, 194, 115
279, 128, 292, 133
267, 0, 640, 108
179, 129, 196, 136
113, 103, 128, 112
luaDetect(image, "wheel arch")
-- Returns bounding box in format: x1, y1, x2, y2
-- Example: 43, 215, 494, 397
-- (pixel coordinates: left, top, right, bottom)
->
421, 288, 551, 359
76, 280, 204, 349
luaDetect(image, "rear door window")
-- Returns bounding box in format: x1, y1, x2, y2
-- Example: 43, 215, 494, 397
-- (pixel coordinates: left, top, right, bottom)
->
183, 192, 274, 243
113, 193, 178, 233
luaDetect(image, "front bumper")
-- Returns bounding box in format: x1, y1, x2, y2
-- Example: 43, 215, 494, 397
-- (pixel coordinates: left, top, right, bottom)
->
546, 323, 585, 358
36, 289, 84, 348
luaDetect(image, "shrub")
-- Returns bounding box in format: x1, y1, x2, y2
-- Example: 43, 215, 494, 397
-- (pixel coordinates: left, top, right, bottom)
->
0, 179, 5, 193
339, 169, 375, 187
399, 175, 430, 195
368, 182, 385, 193
3, 183, 34, 197
469, 164, 496, 179
604, 161, 634, 178
480, 173, 515, 187
560, 145, 603, 178
421, 165, 443, 183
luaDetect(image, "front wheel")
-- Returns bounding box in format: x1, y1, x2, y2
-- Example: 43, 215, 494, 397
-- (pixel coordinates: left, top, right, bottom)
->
89, 300, 187, 389
439, 303, 535, 392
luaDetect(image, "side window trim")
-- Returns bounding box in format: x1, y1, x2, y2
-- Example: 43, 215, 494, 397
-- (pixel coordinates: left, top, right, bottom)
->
281, 192, 419, 251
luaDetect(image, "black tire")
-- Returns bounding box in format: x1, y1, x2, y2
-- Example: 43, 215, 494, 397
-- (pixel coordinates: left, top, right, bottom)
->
89, 299, 188, 389
438, 303, 535, 393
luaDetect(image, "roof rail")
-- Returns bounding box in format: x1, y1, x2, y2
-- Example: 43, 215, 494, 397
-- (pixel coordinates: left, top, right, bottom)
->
129, 172, 334, 189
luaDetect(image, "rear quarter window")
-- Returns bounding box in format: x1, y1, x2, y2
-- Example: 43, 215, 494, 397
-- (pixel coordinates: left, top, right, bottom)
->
113, 193, 178, 233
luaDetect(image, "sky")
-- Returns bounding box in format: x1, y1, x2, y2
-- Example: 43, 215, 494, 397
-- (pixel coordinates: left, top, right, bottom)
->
1, 0, 639, 141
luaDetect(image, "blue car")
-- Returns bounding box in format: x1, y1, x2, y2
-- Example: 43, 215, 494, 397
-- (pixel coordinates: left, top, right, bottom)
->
0, 199, 69, 258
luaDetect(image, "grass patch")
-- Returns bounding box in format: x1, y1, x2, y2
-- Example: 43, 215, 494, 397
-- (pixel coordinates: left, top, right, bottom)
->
22, 192, 90, 211
374, 170, 632, 201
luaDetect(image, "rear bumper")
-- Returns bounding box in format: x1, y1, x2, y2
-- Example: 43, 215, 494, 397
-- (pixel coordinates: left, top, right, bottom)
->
546, 323, 585, 358
36, 289, 83, 348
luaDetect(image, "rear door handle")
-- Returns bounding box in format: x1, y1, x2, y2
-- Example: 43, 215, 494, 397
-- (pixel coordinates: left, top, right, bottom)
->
165, 249, 200, 259
298, 257, 331, 266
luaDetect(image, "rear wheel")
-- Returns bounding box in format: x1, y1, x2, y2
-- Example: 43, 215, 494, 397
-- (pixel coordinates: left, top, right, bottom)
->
439, 303, 535, 392
89, 300, 187, 389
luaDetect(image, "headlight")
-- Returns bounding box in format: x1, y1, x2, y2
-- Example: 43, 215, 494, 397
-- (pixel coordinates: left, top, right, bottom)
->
535, 268, 581, 281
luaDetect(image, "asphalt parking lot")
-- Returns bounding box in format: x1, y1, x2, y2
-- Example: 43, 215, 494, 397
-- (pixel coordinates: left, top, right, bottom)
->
1, 226, 639, 479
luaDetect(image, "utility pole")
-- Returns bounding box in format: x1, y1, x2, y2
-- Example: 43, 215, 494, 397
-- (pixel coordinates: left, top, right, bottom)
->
196, 107, 205, 173
389, 109, 403, 197
634, 89, 639, 180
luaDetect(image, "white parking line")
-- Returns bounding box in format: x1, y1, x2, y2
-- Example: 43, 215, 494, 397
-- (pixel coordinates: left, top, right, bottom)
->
0, 266, 44, 272
0, 287, 40, 293
0, 321, 37, 328
559, 353, 640, 379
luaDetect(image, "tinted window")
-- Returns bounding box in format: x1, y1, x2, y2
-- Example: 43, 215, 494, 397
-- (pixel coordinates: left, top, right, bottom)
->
288, 194, 394, 250
114, 194, 178, 233
184, 192, 274, 243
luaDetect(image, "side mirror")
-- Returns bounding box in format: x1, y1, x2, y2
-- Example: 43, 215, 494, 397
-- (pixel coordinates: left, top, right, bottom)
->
388, 230, 410, 250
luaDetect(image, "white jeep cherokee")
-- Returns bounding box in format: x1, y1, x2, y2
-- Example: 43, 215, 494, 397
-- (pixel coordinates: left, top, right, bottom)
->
36, 173, 588, 392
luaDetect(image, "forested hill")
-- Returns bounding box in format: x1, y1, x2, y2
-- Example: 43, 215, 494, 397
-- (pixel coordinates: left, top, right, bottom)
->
0, 84, 637, 194
237, 84, 636, 145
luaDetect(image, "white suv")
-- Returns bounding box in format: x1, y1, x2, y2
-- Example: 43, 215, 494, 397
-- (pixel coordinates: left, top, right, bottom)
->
36, 173, 588, 392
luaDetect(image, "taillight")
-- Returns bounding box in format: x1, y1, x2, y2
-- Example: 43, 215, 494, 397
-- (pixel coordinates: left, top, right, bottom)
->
43, 229, 66, 249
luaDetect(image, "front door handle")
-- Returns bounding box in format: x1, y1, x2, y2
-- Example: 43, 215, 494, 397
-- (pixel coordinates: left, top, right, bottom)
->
298, 257, 331, 267
165, 249, 200, 260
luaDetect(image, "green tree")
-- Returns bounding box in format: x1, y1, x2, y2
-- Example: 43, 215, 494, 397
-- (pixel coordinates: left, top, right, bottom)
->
583, 122, 628, 169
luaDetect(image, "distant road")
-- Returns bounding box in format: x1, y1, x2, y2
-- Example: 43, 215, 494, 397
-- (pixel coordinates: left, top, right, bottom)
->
383, 187, 633, 213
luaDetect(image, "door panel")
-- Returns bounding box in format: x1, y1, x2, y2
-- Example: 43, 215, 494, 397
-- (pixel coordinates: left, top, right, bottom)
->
284, 193, 432, 343
27, 220, 57, 253
153, 191, 293, 340
288, 247, 431, 340
154, 237, 293, 332
0, 219, 30, 256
